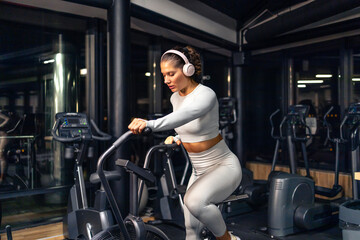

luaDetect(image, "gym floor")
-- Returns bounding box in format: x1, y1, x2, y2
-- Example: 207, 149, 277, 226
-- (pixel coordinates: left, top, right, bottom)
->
155, 206, 342, 240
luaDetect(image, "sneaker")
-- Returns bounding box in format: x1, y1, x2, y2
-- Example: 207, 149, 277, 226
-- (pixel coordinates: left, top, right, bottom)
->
230, 233, 241, 240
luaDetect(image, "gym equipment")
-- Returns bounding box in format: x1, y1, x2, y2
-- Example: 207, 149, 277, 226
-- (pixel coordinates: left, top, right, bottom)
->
269, 105, 312, 177
144, 142, 189, 228
218, 97, 266, 213
269, 105, 343, 197
52, 112, 115, 239
1, 114, 36, 190
90, 128, 169, 240
267, 105, 343, 237
219, 97, 237, 144
338, 103, 360, 240
339, 200, 360, 240
5, 225, 13, 240
318, 106, 343, 197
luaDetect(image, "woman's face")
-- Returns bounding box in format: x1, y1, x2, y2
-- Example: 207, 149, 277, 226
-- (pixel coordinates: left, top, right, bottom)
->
161, 60, 190, 93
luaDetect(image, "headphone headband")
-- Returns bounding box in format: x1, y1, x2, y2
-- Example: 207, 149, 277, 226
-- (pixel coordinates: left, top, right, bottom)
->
161, 49, 190, 64
161, 49, 195, 77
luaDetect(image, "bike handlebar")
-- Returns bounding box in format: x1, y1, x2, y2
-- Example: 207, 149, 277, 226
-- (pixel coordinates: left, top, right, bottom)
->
51, 118, 82, 143
90, 119, 112, 141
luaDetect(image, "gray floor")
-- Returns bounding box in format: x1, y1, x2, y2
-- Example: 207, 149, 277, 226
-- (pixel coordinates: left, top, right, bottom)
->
226, 206, 342, 240
156, 205, 343, 240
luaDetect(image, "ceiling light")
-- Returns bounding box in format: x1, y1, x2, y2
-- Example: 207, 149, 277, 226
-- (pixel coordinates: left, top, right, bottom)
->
298, 80, 324, 84
297, 84, 306, 88
80, 68, 87, 76
352, 78, 360, 81
316, 74, 332, 78
145, 72, 151, 77
43, 59, 55, 64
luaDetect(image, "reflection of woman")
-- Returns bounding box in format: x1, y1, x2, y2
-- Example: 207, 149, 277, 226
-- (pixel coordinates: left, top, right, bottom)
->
129, 46, 242, 240
0, 112, 10, 183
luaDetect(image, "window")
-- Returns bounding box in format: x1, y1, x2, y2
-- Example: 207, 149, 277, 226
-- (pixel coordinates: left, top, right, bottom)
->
293, 50, 340, 170
0, 2, 87, 228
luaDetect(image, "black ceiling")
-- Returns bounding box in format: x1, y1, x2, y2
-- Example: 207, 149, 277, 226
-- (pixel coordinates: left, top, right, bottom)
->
198, 0, 308, 26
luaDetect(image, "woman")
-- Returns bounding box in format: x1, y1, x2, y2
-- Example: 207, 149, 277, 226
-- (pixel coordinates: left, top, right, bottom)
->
128, 46, 242, 240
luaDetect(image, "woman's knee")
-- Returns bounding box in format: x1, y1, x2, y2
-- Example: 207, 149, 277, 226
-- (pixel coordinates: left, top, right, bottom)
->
184, 192, 203, 216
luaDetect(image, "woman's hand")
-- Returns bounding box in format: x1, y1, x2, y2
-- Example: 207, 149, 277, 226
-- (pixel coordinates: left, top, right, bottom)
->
164, 136, 181, 145
128, 118, 147, 134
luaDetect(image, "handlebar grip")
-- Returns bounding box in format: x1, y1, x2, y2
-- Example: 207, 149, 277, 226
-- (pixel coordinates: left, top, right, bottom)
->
161, 143, 179, 148
323, 106, 334, 122
142, 127, 152, 136
90, 119, 112, 141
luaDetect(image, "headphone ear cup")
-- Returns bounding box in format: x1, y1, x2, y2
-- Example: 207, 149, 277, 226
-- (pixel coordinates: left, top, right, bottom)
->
183, 63, 195, 77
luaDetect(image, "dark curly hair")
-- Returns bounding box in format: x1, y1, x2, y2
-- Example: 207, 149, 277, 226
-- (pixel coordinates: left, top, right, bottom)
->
160, 46, 202, 83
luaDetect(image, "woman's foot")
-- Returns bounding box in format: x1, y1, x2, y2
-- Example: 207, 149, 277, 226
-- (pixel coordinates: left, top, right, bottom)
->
229, 233, 241, 240
215, 231, 241, 240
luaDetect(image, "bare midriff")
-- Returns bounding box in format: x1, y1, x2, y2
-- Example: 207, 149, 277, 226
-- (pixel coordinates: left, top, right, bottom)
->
182, 134, 223, 153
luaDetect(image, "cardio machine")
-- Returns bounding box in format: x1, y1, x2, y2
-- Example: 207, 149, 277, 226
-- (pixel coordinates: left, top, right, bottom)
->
90, 128, 170, 240
53, 114, 169, 239
339, 103, 360, 240
218, 97, 266, 212
52, 112, 116, 239
267, 105, 342, 237
147, 142, 190, 228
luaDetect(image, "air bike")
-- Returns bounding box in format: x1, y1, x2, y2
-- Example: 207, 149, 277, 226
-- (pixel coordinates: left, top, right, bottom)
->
52, 112, 169, 240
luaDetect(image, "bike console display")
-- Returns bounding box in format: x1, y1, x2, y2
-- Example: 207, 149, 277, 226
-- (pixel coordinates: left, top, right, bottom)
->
347, 103, 360, 118
288, 105, 309, 117
52, 113, 92, 142
219, 97, 237, 126
287, 105, 309, 124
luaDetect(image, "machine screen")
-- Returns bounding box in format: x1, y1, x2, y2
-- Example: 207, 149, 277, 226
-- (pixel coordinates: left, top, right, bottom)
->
68, 118, 79, 124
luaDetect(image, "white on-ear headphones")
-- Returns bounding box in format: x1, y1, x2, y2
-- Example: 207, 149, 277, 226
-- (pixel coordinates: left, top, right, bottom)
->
161, 49, 195, 77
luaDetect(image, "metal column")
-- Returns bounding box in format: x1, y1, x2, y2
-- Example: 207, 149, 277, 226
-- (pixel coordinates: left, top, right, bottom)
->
282, 58, 294, 113
107, 0, 131, 214
148, 43, 162, 114
339, 47, 353, 118
233, 52, 243, 165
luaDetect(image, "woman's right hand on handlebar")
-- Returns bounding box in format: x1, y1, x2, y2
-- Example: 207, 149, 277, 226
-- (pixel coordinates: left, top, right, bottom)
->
164, 136, 181, 145
128, 118, 147, 135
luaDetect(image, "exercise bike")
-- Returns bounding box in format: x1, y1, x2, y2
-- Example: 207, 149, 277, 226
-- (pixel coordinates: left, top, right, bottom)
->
90, 128, 170, 240
52, 112, 116, 239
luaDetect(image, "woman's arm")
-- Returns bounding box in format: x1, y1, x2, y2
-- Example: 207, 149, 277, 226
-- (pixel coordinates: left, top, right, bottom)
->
146, 89, 216, 132
0, 113, 10, 128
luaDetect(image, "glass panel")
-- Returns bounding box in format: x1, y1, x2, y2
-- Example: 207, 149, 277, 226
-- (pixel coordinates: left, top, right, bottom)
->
0, 3, 86, 228
353, 50, 360, 102
243, 53, 283, 163
294, 50, 340, 170
202, 51, 229, 98
130, 44, 149, 118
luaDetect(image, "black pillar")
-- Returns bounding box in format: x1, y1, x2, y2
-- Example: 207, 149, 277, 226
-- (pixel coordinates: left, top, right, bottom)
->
108, 0, 131, 214
339, 46, 353, 117
281, 57, 294, 113
108, 0, 130, 138
148, 42, 162, 114
233, 52, 244, 165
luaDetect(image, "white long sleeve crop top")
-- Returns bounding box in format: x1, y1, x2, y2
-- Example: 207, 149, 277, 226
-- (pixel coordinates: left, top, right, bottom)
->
146, 84, 219, 143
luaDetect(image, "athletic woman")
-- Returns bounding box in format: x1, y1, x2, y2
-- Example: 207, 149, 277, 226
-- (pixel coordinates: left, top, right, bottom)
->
129, 46, 242, 240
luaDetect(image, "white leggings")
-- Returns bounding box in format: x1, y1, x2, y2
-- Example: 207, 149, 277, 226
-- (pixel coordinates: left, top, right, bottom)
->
184, 140, 242, 240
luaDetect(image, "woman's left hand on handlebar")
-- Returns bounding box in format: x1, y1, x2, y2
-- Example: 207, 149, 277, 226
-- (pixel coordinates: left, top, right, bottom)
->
128, 118, 147, 134
164, 136, 182, 145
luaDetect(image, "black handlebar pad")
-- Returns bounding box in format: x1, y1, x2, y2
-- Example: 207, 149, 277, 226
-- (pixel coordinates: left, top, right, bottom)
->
115, 159, 155, 183
90, 119, 112, 141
